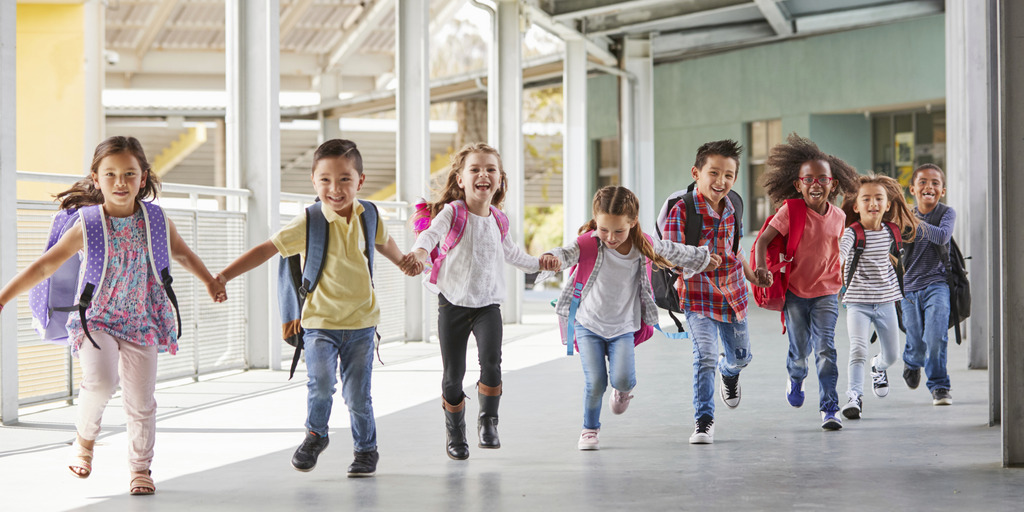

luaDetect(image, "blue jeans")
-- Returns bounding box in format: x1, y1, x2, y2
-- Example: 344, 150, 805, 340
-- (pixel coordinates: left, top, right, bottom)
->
845, 302, 900, 398
902, 283, 951, 391
575, 322, 637, 430
303, 327, 377, 452
684, 311, 752, 420
784, 292, 840, 413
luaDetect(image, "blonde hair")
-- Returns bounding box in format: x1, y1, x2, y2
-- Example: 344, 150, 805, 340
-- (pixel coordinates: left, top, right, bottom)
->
578, 186, 674, 269
415, 143, 507, 221
841, 173, 919, 242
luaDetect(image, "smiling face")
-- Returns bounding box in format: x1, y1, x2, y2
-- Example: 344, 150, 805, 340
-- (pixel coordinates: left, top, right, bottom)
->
909, 167, 945, 214
92, 152, 146, 216
853, 183, 891, 227
691, 154, 738, 210
312, 155, 365, 218
456, 151, 501, 205
594, 212, 636, 254
794, 159, 835, 213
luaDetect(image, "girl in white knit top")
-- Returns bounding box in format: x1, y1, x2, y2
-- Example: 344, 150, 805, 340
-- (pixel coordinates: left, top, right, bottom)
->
402, 143, 557, 460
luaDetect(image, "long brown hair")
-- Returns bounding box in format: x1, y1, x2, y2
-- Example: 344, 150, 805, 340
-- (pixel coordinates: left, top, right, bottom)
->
841, 174, 919, 242
415, 143, 507, 222
578, 186, 674, 269
56, 136, 160, 210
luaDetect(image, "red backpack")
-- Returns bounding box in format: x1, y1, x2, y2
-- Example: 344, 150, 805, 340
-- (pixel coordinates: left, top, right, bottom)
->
750, 198, 807, 332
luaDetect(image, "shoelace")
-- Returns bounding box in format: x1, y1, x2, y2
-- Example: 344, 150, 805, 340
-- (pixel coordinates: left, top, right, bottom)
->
696, 418, 713, 434
581, 431, 598, 441
872, 370, 888, 387
724, 377, 739, 399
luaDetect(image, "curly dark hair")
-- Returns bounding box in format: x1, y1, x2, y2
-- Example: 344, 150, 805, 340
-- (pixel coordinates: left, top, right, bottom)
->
760, 133, 859, 207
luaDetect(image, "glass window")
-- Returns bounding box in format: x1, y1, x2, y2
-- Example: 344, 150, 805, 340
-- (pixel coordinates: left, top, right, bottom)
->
749, 119, 782, 229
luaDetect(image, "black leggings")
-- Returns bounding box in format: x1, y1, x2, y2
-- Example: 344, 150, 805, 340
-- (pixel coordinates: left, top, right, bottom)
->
438, 294, 503, 405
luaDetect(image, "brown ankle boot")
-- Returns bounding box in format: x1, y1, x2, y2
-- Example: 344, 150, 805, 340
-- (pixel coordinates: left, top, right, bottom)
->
477, 382, 501, 449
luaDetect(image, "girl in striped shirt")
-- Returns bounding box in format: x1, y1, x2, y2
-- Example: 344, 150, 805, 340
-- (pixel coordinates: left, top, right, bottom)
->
838, 175, 917, 419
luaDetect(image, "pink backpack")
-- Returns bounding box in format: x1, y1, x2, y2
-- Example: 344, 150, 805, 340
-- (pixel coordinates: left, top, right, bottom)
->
559, 232, 687, 356
413, 199, 509, 285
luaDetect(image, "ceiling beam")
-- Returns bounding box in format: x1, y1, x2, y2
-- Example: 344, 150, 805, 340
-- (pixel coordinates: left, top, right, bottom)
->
652, 22, 777, 57
551, 0, 677, 22
280, 0, 315, 43
521, 3, 617, 66
586, 3, 763, 37
753, 0, 793, 36
134, 0, 178, 61
110, 51, 321, 76
795, 0, 943, 35
325, 0, 394, 71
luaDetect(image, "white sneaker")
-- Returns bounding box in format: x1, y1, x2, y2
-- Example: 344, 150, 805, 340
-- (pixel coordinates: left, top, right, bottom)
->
577, 429, 600, 450
688, 415, 714, 444
871, 356, 890, 398
610, 388, 634, 415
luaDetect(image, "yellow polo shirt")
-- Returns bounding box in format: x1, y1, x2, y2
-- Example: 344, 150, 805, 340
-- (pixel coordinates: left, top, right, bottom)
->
272, 201, 389, 330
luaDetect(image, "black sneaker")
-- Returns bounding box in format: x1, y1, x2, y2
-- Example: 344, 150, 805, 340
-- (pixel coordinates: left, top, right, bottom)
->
292, 431, 329, 472
347, 449, 379, 477
903, 367, 921, 389
871, 365, 889, 398
932, 388, 953, 406
721, 373, 741, 408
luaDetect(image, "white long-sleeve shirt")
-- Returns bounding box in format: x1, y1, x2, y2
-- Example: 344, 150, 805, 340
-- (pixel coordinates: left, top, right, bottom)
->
411, 202, 540, 308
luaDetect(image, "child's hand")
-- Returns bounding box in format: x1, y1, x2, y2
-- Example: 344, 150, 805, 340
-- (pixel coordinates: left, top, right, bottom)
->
752, 267, 773, 288
399, 253, 424, 277
207, 273, 228, 303
539, 253, 561, 271
703, 253, 722, 272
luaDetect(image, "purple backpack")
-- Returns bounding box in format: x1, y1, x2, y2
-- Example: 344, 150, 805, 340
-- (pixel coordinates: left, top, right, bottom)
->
28, 202, 181, 349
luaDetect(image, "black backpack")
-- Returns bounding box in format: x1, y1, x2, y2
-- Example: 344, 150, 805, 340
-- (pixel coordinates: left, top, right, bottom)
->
652, 182, 743, 333
903, 202, 971, 345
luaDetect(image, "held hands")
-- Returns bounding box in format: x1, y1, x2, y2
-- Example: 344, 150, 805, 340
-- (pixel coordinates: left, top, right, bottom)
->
207, 273, 228, 303
399, 250, 426, 277
702, 253, 722, 272
538, 253, 561, 271
752, 267, 773, 288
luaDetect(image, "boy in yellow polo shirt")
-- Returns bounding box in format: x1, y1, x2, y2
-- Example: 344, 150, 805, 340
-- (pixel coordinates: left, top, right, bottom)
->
217, 139, 411, 477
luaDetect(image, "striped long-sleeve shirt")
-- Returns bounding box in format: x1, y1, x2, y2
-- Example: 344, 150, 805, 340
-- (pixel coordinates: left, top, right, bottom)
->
838, 226, 902, 304
904, 204, 956, 292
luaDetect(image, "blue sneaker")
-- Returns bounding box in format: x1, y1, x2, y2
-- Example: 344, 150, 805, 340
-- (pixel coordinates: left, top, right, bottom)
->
786, 378, 805, 408
821, 410, 843, 430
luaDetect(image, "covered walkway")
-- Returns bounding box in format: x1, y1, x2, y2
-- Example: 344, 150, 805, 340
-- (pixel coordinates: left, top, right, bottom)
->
2, 291, 1021, 511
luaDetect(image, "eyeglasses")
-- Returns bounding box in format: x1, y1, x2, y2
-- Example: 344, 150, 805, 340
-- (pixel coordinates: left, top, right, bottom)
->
798, 176, 834, 186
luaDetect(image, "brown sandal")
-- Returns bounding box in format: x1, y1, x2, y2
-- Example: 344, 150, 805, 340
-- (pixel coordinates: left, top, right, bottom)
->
129, 470, 155, 495
68, 440, 93, 479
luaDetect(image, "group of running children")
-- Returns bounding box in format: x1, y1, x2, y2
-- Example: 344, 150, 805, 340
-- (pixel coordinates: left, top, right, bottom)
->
0, 133, 958, 495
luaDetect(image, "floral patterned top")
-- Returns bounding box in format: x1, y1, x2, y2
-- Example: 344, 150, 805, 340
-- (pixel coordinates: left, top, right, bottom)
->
67, 208, 178, 355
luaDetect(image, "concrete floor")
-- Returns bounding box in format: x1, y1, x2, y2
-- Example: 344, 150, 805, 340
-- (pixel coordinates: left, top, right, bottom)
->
1, 290, 1022, 511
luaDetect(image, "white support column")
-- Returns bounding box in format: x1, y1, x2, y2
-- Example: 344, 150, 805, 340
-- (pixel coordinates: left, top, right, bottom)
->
563, 39, 589, 248
226, 0, 281, 369
396, 0, 428, 342
317, 73, 343, 143
83, 0, 105, 164
0, 0, 18, 424
620, 37, 656, 232
998, 0, 1024, 467
496, 0, 523, 322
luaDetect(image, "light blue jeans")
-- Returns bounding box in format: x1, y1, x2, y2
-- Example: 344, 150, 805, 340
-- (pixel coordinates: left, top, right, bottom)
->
684, 311, 752, 420
303, 326, 377, 452
575, 322, 637, 430
901, 283, 951, 391
845, 302, 900, 399
784, 292, 840, 413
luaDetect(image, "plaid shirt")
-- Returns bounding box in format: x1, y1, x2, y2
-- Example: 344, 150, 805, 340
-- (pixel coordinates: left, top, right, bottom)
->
662, 189, 748, 322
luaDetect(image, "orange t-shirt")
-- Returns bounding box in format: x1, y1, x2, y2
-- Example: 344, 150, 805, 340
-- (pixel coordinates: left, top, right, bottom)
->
768, 200, 846, 299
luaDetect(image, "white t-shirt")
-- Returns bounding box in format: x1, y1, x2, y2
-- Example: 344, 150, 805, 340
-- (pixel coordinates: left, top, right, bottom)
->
576, 245, 642, 339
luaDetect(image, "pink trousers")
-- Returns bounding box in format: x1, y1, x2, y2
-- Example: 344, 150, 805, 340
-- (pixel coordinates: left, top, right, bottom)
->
75, 331, 158, 473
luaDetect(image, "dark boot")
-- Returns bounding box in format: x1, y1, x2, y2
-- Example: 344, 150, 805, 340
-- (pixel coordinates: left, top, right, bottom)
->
477, 382, 501, 449
443, 398, 469, 460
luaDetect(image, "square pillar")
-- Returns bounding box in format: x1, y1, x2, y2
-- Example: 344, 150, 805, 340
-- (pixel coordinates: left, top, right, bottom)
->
563, 38, 589, 247
620, 37, 656, 231
0, 0, 17, 424
496, 0, 523, 322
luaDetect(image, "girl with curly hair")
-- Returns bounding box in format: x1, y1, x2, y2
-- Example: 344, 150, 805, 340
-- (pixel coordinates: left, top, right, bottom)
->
752, 133, 859, 431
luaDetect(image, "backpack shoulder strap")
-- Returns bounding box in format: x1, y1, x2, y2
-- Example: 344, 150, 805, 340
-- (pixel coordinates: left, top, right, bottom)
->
76, 205, 108, 350
844, 222, 866, 289
490, 206, 510, 240
139, 202, 182, 341
358, 199, 378, 278
682, 192, 702, 246
302, 202, 330, 295
728, 191, 743, 254
565, 232, 599, 355
884, 221, 906, 296
428, 201, 467, 284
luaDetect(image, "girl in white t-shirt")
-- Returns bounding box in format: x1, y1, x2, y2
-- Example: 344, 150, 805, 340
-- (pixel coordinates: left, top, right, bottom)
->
543, 186, 718, 450
838, 174, 917, 419
404, 143, 556, 461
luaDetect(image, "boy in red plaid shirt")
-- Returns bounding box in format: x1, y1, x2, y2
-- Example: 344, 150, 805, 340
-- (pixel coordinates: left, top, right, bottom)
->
662, 140, 767, 444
